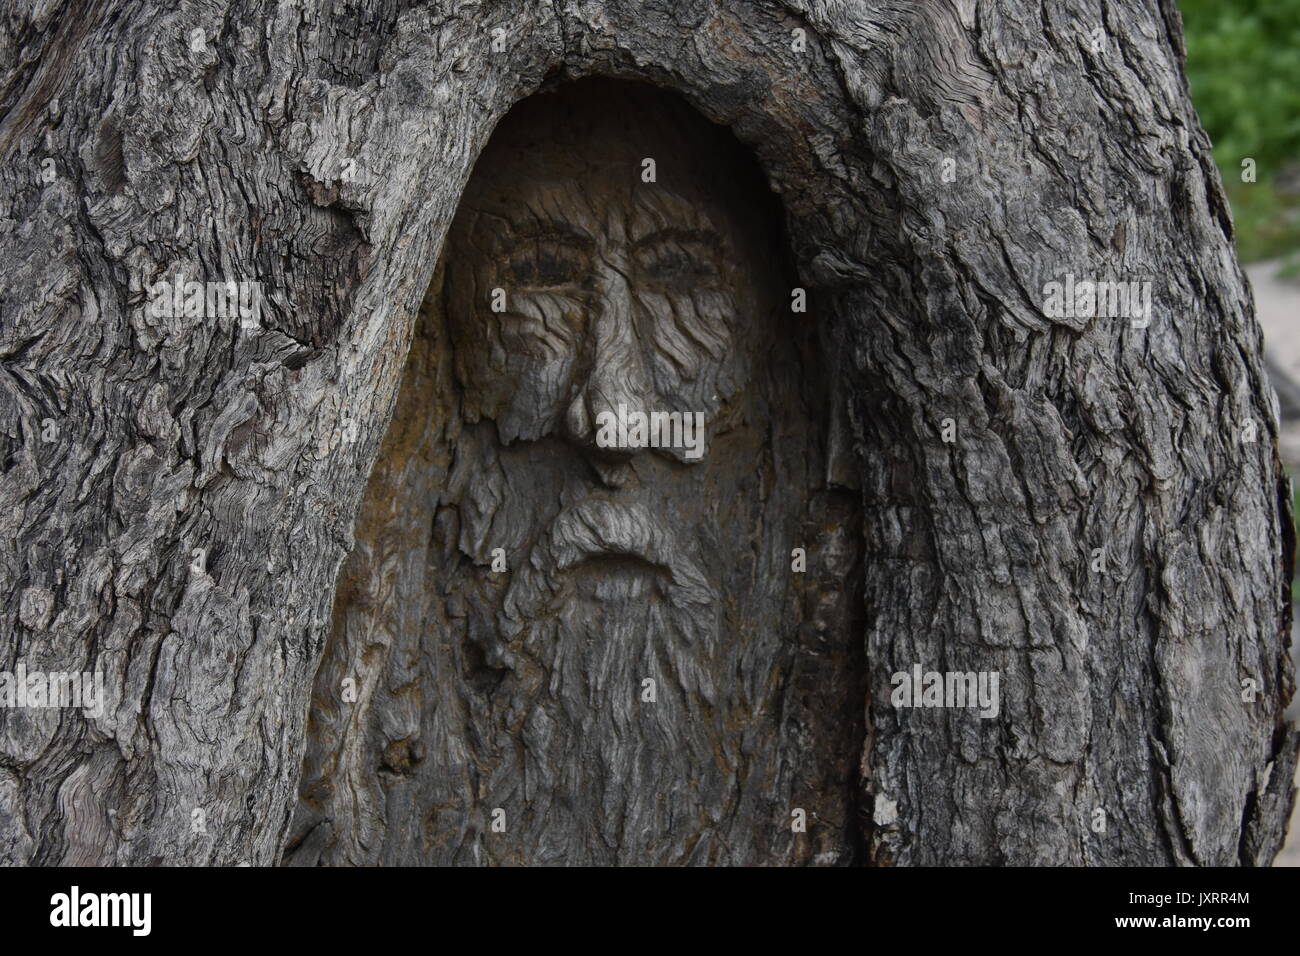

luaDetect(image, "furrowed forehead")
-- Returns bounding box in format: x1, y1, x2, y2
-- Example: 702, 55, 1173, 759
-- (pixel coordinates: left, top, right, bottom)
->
625, 188, 725, 244
462, 178, 603, 240
459, 168, 727, 247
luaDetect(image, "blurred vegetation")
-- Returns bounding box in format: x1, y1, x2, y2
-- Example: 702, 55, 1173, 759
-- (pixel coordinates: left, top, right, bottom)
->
1180, 0, 1300, 268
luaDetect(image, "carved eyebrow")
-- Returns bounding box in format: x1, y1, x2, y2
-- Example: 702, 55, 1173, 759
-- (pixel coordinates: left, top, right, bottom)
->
504, 220, 596, 246
632, 227, 723, 252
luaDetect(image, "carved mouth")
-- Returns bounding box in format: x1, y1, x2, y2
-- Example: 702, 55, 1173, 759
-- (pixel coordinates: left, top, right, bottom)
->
565, 551, 672, 577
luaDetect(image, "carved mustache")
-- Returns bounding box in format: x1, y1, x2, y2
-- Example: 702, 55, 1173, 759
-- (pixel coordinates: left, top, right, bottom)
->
543, 498, 715, 606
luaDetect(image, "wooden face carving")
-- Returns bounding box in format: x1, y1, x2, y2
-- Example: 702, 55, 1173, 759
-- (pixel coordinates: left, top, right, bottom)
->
445, 99, 766, 475
290, 81, 863, 867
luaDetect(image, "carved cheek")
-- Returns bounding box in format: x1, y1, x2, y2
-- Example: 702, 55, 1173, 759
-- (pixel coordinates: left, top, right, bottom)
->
636, 288, 738, 410
488, 290, 582, 362
480, 290, 585, 442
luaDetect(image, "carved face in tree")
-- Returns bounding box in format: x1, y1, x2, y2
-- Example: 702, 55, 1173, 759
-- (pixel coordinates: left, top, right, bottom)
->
445, 115, 760, 472
292, 81, 862, 867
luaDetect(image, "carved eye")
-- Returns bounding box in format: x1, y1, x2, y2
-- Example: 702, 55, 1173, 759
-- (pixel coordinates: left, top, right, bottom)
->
634, 234, 721, 287
508, 240, 589, 287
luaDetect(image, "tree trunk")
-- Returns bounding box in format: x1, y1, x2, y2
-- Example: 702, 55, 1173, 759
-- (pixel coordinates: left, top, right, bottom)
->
0, 0, 1294, 866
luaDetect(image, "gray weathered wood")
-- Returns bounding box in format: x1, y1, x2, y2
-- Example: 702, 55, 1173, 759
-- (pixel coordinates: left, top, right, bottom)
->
0, 0, 1293, 865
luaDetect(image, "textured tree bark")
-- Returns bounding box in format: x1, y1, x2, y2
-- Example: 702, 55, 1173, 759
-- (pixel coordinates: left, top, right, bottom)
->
0, 0, 1293, 866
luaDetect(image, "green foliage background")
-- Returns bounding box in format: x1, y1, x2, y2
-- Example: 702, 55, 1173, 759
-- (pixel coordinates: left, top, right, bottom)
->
1180, 0, 1300, 265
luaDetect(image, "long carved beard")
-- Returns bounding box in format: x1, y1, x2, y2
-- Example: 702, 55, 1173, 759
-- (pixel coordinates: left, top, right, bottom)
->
457, 497, 731, 865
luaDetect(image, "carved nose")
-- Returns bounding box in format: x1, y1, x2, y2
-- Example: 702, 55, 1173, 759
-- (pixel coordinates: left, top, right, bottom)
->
564, 261, 654, 459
